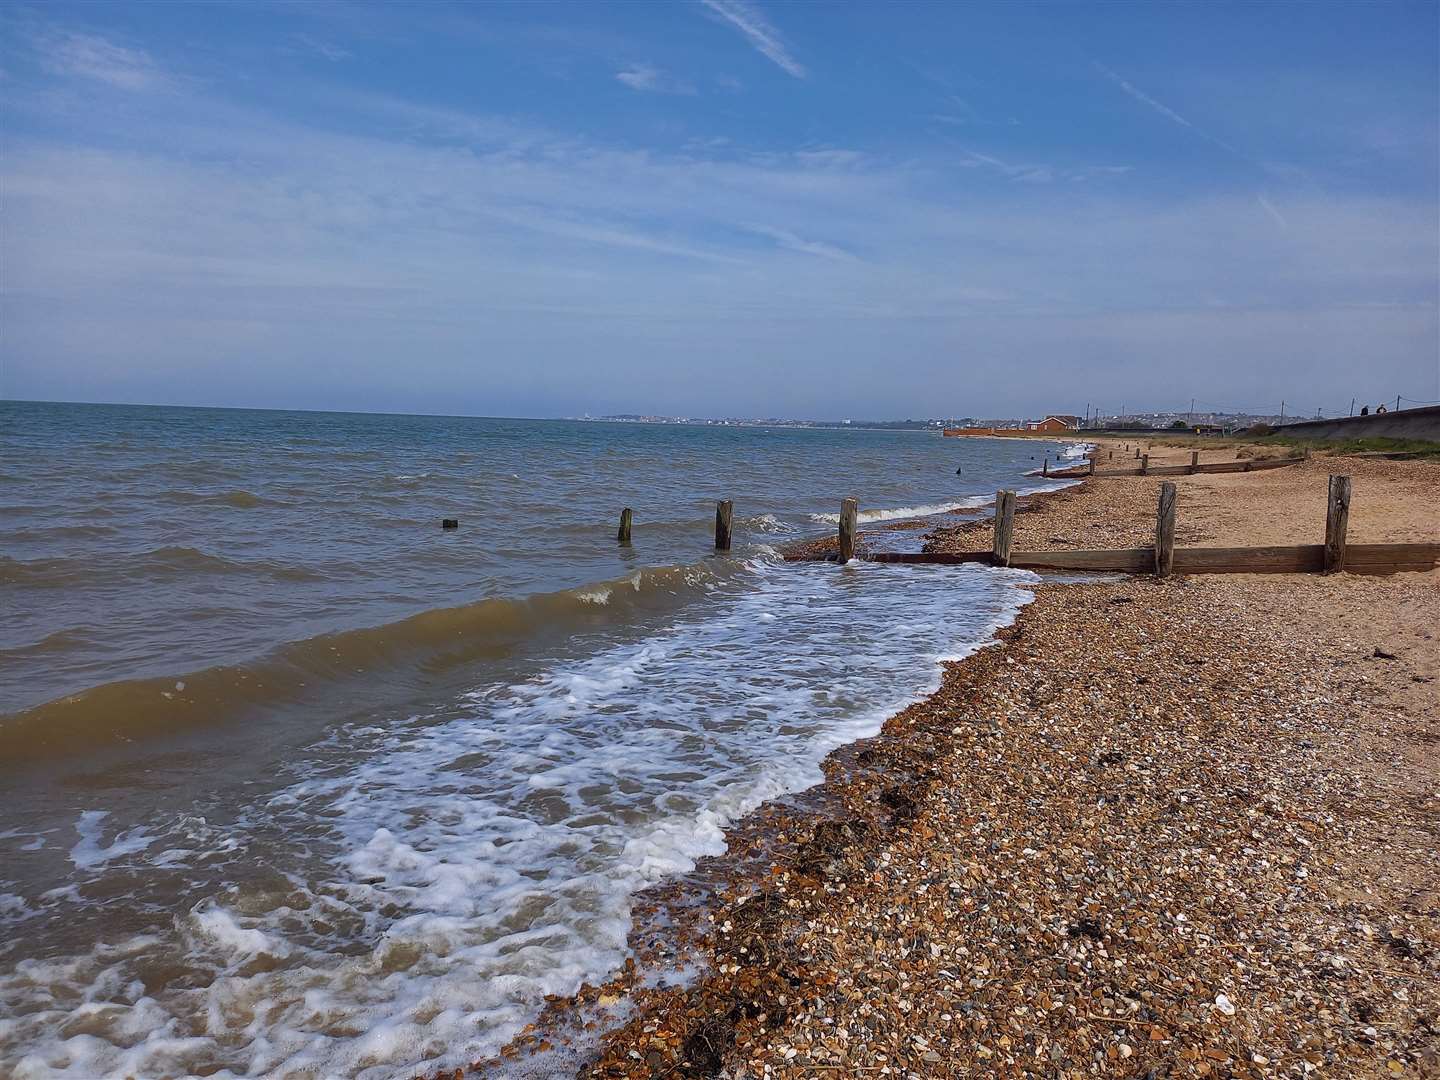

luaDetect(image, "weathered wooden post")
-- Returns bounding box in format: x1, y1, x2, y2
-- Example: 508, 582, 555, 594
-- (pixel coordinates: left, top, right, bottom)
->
838, 498, 858, 563
1042, 457, 1049, 476
715, 500, 733, 551
992, 490, 1016, 568
1189, 450, 1199, 474
1135, 447, 1141, 459
1140, 453, 1149, 475
1324, 475, 1351, 574
1088, 458, 1095, 476
1155, 482, 1177, 577
618, 507, 633, 545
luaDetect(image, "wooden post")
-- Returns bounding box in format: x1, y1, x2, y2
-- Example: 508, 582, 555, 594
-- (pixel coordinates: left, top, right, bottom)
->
1135, 448, 1141, 459
715, 500, 733, 551
1189, 450, 1199, 474
838, 498, 858, 563
1088, 458, 1095, 476
1109, 450, 1114, 461
1155, 482, 1177, 578
1324, 475, 1351, 574
1140, 454, 1149, 475
1042, 457, 1049, 476
992, 490, 1016, 567
618, 507, 633, 545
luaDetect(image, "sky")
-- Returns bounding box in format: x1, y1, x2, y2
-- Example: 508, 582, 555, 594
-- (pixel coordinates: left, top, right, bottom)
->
2, 0, 1437, 420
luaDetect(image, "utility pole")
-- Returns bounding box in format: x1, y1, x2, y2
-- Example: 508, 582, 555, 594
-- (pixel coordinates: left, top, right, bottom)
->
1280, 399, 1285, 423
1397, 395, 1403, 412
1349, 398, 1355, 416
1190, 397, 1195, 425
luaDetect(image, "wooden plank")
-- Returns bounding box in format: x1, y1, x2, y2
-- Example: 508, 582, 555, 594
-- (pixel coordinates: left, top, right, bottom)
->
1324, 475, 1351, 573
1010, 548, 1154, 572
715, 500, 733, 551
618, 507, 633, 545
1173, 545, 1324, 573
838, 497, 858, 563
1155, 482, 1177, 577
864, 551, 995, 565
856, 542, 1439, 574
1343, 543, 1440, 573
992, 489, 1017, 567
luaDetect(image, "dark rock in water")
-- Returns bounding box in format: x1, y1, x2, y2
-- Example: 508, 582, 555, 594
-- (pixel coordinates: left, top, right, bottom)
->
441, 518, 459, 529
955, 466, 963, 475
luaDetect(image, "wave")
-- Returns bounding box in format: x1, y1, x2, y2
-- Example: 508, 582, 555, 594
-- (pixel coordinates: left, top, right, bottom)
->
0, 561, 743, 763
0, 547, 326, 588
808, 498, 989, 525
159, 489, 278, 509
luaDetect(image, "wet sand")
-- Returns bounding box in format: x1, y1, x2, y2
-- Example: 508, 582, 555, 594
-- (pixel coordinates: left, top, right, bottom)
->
449, 441, 1439, 1079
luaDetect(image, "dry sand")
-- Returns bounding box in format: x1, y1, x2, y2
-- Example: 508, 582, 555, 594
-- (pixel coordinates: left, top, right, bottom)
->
447, 442, 1438, 1080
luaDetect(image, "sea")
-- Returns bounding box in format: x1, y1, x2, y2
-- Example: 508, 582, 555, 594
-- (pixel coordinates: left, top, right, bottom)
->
0, 401, 1087, 1079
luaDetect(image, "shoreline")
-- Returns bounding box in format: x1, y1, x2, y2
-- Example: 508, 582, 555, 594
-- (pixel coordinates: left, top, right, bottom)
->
446, 440, 1438, 1079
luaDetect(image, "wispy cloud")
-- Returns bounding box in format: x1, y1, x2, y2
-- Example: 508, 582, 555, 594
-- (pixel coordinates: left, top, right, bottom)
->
699, 0, 805, 79
957, 149, 1131, 184
615, 64, 694, 94
1257, 194, 1289, 229
743, 223, 857, 262
292, 34, 353, 63
35, 30, 165, 90
1094, 62, 1242, 157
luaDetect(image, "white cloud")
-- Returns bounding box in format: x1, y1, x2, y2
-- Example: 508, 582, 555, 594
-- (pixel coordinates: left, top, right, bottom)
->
36, 30, 165, 91
292, 35, 353, 63
616, 64, 661, 91
615, 64, 694, 94
743, 223, 858, 262
699, 0, 805, 79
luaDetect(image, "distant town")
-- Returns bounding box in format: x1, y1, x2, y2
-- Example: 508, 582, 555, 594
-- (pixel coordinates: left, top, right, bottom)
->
576, 410, 1303, 433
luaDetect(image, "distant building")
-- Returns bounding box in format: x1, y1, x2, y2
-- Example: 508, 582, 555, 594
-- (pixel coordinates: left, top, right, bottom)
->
1026, 415, 1078, 433
944, 414, 1080, 438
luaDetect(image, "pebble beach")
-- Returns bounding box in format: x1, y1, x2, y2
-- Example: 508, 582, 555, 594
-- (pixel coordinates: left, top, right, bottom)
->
452, 439, 1439, 1080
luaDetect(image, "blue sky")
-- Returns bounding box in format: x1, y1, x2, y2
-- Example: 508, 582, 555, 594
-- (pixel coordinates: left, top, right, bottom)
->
2, 0, 1436, 419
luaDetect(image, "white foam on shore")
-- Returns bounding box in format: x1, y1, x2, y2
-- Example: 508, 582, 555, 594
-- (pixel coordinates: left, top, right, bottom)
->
0, 558, 1039, 1080
68, 812, 155, 870
808, 498, 989, 525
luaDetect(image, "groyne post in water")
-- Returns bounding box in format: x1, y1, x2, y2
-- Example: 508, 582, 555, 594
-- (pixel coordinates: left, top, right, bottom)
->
1042, 457, 1049, 477
715, 500, 734, 551
1155, 482, 1178, 578
992, 490, 1017, 568
618, 508, 633, 545
838, 498, 858, 563
1324, 475, 1352, 573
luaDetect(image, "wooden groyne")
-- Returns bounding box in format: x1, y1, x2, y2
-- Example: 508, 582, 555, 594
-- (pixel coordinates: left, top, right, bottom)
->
829, 474, 1439, 577
1041, 456, 1303, 479
617, 472, 1435, 577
